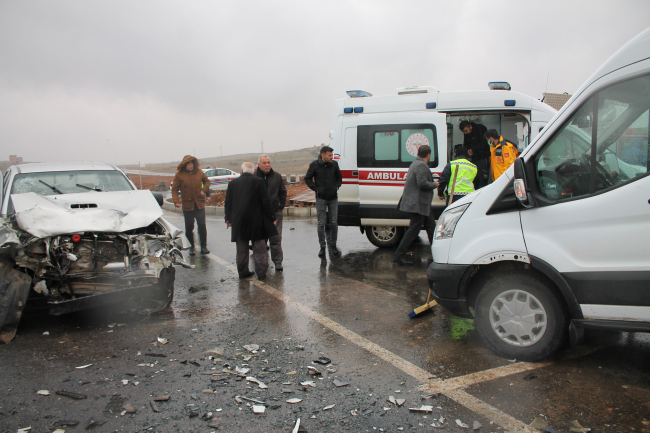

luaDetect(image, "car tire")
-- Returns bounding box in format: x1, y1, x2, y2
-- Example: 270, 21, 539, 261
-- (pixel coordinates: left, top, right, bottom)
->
474, 271, 568, 361
365, 226, 404, 248
145, 267, 176, 313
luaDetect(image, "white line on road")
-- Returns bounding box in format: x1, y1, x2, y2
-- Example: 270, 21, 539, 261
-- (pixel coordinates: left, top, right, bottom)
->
206, 253, 539, 432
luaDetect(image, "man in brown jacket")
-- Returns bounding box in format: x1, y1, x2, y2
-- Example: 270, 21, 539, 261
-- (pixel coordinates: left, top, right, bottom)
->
171, 155, 211, 256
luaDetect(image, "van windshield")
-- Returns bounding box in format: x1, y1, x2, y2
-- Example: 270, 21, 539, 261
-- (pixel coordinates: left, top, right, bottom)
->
11, 170, 135, 196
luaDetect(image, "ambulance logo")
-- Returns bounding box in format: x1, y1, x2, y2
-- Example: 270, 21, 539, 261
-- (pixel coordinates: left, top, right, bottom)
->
334, 153, 341, 160
405, 133, 430, 157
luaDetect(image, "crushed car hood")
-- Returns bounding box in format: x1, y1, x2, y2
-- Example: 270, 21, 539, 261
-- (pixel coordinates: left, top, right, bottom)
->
11, 190, 164, 238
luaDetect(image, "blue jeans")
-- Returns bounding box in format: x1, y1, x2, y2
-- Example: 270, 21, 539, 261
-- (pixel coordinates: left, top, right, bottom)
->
316, 198, 338, 248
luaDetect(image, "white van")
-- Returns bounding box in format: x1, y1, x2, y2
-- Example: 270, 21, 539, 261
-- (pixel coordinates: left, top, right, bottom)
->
329, 85, 557, 247
428, 28, 650, 361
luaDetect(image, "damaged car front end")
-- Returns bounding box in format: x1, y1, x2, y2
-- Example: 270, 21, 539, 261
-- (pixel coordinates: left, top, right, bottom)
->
0, 164, 191, 343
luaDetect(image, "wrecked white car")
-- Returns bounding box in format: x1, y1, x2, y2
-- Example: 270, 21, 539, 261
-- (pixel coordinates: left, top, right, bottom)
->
0, 162, 192, 343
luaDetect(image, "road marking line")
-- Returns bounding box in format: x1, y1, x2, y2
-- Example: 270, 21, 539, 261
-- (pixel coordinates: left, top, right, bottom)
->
206, 253, 537, 431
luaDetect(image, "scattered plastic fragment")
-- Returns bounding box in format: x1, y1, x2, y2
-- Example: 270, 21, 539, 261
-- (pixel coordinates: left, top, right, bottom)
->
286, 371, 297, 375
202, 389, 214, 394
569, 420, 591, 433
409, 405, 434, 412
157, 336, 168, 345
75, 364, 92, 369
121, 380, 129, 386
301, 381, 316, 387
52, 430, 64, 433
333, 379, 349, 387
56, 391, 87, 400
282, 388, 293, 393
235, 366, 250, 375
154, 395, 170, 401
243, 344, 259, 353
396, 399, 406, 406
204, 347, 225, 356
473, 421, 482, 430
530, 417, 548, 429
388, 396, 397, 405
287, 398, 302, 404
246, 377, 268, 389
37, 390, 50, 396
456, 419, 469, 428
253, 405, 266, 414
202, 412, 213, 420
292, 418, 301, 433
307, 366, 322, 376
350, 409, 358, 416
524, 373, 538, 381
17, 427, 31, 433
313, 357, 331, 365
323, 404, 336, 410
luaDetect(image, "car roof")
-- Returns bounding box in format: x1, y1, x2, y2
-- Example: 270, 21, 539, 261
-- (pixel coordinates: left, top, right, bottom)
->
202, 167, 231, 172
13, 162, 121, 174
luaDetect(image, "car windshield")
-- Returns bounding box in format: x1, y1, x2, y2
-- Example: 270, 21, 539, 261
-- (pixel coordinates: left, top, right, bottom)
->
11, 170, 134, 196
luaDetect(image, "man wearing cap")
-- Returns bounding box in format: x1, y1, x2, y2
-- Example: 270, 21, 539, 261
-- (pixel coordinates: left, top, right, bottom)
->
437, 145, 477, 205
171, 155, 211, 256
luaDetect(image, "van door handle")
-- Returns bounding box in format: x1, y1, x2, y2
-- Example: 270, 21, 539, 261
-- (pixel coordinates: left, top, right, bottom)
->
352, 171, 358, 177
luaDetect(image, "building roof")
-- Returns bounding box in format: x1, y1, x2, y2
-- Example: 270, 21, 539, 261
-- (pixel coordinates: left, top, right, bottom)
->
541, 92, 572, 111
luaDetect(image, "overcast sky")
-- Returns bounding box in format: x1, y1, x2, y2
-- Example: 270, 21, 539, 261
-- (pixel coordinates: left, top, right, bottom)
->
1, 0, 648, 166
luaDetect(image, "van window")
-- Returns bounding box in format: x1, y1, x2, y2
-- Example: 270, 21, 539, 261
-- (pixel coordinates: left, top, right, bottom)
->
358, 124, 438, 168
534, 74, 649, 201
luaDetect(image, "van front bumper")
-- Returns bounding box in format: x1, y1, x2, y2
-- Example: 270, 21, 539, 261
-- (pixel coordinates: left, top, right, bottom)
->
427, 262, 473, 318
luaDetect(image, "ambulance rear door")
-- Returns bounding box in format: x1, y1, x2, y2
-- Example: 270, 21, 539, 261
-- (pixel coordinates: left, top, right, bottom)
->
355, 111, 448, 226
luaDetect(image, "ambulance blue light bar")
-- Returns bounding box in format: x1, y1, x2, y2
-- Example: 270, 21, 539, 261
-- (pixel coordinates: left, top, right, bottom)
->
344, 107, 353, 113
354, 107, 364, 113
346, 90, 373, 98
426, 102, 436, 109
504, 100, 516, 106
489, 82, 511, 91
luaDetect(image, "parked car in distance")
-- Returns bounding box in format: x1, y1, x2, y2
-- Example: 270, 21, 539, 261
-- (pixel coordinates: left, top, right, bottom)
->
0, 162, 192, 344
170, 167, 239, 191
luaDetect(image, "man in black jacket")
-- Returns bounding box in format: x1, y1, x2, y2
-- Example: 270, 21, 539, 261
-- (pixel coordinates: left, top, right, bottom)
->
305, 146, 342, 258
256, 154, 287, 271
225, 162, 278, 281
459, 120, 490, 189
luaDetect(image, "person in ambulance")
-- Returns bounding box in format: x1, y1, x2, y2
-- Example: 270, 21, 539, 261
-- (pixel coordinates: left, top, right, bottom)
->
485, 129, 519, 181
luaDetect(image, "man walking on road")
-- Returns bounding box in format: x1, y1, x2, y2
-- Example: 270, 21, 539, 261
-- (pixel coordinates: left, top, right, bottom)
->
256, 154, 287, 271
459, 120, 490, 190
305, 146, 343, 258
225, 162, 278, 281
393, 145, 438, 266
171, 155, 211, 256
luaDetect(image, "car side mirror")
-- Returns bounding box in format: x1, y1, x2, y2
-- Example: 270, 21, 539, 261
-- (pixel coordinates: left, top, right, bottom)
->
513, 158, 534, 208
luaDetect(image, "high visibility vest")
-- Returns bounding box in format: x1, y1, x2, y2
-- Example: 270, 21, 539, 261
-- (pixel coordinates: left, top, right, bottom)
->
448, 158, 477, 195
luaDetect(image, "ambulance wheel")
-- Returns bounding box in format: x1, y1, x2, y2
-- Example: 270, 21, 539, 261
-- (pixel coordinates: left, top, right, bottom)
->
474, 271, 568, 361
365, 226, 404, 248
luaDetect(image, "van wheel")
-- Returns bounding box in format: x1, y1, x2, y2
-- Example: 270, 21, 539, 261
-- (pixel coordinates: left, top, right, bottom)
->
474, 271, 568, 361
365, 226, 404, 248
140, 267, 176, 313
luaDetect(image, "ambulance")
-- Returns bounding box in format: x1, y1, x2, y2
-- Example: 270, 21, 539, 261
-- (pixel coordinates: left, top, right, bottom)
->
328, 84, 558, 247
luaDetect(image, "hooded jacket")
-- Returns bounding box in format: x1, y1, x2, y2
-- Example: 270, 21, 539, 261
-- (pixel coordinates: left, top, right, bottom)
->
171, 155, 210, 211
462, 122, 490, 161
304, 155, 342, 201
255, 166, 287, 213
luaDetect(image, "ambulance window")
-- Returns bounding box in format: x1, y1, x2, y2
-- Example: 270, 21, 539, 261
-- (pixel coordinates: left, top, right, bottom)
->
374, 132, 399, 160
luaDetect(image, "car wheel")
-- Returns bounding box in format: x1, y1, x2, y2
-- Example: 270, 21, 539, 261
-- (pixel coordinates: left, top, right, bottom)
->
474, 271, 568, 361
365, 226, 404, 248
142, 267, 176, 313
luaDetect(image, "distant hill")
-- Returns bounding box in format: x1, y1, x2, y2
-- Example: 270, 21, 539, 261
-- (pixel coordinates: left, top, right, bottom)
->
123, 146, 322, 175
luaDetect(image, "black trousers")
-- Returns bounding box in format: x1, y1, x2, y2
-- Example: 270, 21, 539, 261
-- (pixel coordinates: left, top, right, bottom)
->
394, 213, 435, 260
183, 203, 207, 248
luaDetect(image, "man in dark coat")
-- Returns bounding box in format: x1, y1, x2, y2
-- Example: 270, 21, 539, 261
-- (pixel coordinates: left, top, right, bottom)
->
256, 154, 287, 271
305, 146, 342, 258
459, 120, 490, 189
393, 145, 438, 266
225, 162, 278, 280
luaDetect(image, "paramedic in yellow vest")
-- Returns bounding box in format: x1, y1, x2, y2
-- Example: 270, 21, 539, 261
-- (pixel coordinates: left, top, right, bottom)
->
485, 129, 519, 181
437, 145, 477, 205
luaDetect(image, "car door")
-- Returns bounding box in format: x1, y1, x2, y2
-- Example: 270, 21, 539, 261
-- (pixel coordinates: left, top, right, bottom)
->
520, 73, 650, 321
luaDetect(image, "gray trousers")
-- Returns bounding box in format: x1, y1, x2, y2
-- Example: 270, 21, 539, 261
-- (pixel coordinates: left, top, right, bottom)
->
316, 198, 338, 248
269, 211, 283, 265
236, 239, 268, 279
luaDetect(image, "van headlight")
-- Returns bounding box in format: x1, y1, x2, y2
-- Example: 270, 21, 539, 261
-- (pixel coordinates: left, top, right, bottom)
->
434, 204, 469, 240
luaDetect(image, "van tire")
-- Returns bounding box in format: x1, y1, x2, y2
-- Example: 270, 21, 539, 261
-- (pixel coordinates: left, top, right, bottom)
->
365, 226, 404, 248
141, 267, 176, 313
474, 271, 568, 361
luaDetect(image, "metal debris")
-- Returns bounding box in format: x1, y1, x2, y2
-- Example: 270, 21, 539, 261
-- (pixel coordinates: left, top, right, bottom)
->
409, 405, 434, 412
253, 405, 266, 414
154, 395, 170, 401
287, 398, 302, 404
323, 404, 336, 410
204, 347, 225, 356
246, 376, 268, 389
530, 417, 548, 429
473, 421, 482, 430
243, 344, 260, 353
332, 379, 349, 387
56, 390, 87, 400
569, 420, 591, 433
313, 357, 331, 365
523, 373, 538, 381
37, 390, 50, 396
455, 419, 469, 429
75, 364, 92, 369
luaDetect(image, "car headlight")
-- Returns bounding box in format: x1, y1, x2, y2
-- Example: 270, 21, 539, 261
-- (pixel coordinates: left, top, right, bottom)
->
434, 204, 469, 240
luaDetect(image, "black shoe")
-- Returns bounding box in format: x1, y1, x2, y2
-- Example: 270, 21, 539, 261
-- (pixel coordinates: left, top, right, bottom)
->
275, 263, 283, 272
189, 247, 196, 256
330, 245, 341, 256
318, 247, 326, 258
201, 247, 210, 255
239, 271, 255, 279
258, 275, 266, 281
393, 257, 413, 266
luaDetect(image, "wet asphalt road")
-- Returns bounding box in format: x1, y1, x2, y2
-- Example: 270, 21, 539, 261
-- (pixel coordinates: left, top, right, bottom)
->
0, 210, 649, 433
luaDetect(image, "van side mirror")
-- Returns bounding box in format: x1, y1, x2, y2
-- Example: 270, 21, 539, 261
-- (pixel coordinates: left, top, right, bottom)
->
513, 158, 534, 208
